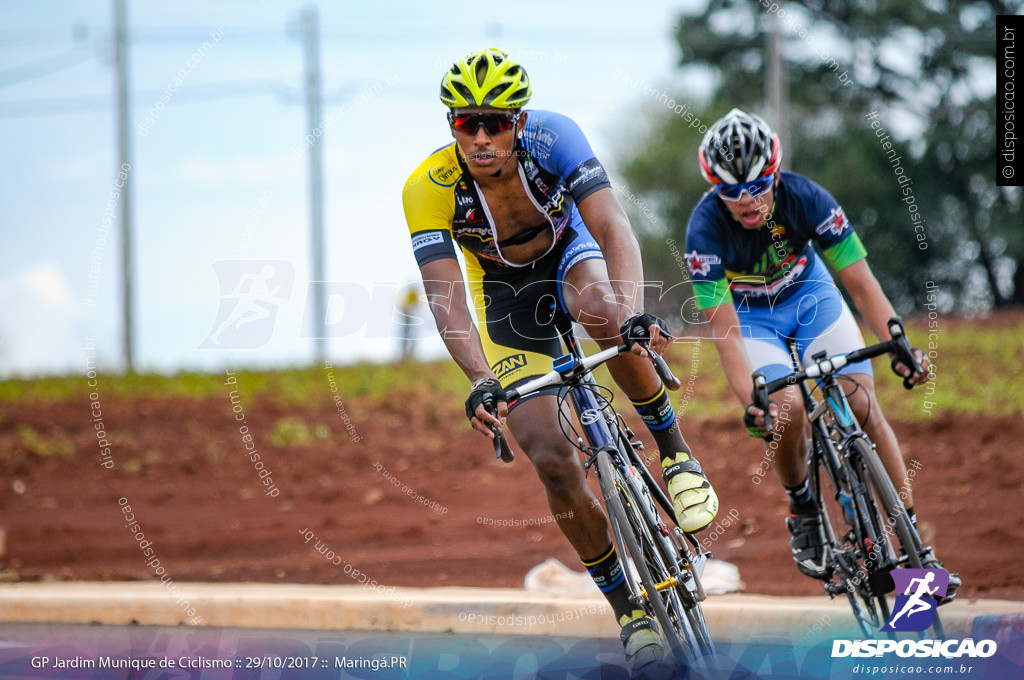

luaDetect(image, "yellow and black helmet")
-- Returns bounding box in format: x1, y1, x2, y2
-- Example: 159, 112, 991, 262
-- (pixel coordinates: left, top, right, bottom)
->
440, 48, 531, 109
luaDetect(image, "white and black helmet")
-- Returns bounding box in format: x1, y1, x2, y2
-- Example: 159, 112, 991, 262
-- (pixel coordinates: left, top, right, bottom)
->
698, 108, 782, 185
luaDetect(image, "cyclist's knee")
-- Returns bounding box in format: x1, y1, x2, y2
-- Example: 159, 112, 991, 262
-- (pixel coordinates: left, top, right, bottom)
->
529, 446, 584, 493
844, 373, 881, 423
567, 281, 625, 345
772, 386, 805, 429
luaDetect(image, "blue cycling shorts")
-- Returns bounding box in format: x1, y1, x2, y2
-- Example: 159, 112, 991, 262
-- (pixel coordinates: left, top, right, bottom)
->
735, 268, 874, 384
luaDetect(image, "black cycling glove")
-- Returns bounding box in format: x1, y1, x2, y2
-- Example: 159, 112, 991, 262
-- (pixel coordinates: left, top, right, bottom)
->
620, 313, 672, 351
890, 347, 924, 382
743, 403, 775, 442
465, 378, 507, 421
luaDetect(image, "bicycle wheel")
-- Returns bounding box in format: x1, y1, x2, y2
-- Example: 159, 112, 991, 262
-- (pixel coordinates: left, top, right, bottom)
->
851, 438, 945, 637
613, 425, 717, 659
810, 434, 883, 637
596, 449, 702, 666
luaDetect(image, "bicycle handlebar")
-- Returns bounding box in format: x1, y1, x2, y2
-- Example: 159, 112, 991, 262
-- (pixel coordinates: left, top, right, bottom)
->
482, 395, 516, 463
486, 340, 682, 463
752, 316, 921, 432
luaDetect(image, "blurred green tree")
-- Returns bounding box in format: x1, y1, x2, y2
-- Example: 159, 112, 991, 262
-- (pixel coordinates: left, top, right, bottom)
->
616, 0, 1021, 322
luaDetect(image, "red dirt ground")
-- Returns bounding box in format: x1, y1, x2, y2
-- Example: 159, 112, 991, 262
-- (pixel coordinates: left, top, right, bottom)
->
1, 385, 1021, 603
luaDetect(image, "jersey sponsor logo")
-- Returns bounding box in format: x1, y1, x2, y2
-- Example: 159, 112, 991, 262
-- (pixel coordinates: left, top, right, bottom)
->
524, 127, 558, 160
429, 164, 459, 187
814, 207, 849, 237
491, 353, 527, 380
453, 223, 491, 240
730, 255, 808, 297
567, 161, 607, 193
411, 231, 445, 251
523, 158, 553, 194
686, 251, 722, 277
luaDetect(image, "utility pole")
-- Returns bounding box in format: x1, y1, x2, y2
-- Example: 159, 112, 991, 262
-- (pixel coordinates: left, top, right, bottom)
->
300, 5, 327, 363
113, 0, 135, 373
765, 9, 789, 157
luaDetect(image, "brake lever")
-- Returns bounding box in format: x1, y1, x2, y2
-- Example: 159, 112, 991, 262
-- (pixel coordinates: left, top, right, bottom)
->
887, 316, 920, 390
640, 341, 682, 390
751, 371, 772, 433
483, 396, 514, 463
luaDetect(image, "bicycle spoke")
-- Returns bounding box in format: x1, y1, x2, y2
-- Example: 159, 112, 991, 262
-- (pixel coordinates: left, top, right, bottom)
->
597, 450, 712, 666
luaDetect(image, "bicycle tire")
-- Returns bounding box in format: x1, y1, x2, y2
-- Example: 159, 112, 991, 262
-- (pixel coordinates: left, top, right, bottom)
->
616, 428, 716, 658
596, 449, 700, 666
852, 438, 946, 637
810, 432, 883, 636
845, 439, 898, 630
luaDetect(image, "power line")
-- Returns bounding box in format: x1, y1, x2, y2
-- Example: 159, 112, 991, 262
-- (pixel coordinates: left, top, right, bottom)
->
0, 79, 283, 116
0, 46, 97, 88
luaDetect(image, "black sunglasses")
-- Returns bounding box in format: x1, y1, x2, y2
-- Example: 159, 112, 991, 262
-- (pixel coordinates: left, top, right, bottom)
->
447, 111, 520, 135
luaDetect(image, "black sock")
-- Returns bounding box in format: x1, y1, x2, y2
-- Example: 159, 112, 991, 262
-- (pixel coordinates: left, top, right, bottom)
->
581, 544, 634, 621
631, 387, 691, 463
785, 477, 816, 515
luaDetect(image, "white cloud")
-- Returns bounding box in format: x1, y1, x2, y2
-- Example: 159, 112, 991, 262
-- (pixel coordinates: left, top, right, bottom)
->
19, 262, 74, 307
0, 263, 83, 376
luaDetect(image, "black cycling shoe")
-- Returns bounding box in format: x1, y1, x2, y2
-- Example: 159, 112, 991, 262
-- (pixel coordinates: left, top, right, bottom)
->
922, 555, 962, 605
786, 512, 833, 580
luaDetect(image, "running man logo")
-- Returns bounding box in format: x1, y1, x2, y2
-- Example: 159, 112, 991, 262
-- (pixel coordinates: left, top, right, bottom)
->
491, 354, 527, 380
199, 260, 295, 349
881, 568, 949, 632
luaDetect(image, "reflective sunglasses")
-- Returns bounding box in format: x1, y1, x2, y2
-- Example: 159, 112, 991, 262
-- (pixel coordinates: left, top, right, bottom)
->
447, 111, 520, 135
716, 175, 775, 202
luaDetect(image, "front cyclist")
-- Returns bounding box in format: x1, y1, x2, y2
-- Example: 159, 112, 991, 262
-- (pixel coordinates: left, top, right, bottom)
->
402, 49, 719, 670
685, 108, 959, 596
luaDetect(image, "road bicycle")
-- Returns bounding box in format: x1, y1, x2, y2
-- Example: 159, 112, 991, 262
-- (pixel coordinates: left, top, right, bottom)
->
750, 316, 946, 638
488, 321, 716, 668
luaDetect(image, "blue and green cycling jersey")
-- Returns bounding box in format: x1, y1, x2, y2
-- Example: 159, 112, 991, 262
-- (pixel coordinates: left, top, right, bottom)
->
684, 171, 867, 310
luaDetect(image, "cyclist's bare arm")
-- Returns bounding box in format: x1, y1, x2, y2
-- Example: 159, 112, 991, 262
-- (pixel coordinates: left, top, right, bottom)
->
836, 260, 929, 385
705, 302, 780, 428
577, 187, 670, 356
705, 303, 754, 405
419, 257, 507, 434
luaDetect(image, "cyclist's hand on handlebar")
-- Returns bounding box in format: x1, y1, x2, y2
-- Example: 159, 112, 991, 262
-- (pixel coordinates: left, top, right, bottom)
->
620, 313, 673, 357
743, 402, 778, 441
465, 378, 508, 439
890, 347, 930, 387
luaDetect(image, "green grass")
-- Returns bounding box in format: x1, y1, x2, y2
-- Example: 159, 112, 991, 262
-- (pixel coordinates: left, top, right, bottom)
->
0, 315, 1020, 420
0, 359, 469, 406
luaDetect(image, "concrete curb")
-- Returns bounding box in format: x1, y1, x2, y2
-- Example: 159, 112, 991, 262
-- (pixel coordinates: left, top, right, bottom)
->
0, 583, 1020, 642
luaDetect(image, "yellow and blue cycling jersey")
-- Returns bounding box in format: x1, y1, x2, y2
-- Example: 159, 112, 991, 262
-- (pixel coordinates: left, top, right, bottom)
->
403, 109, 610, 273
402, 110, 611, 394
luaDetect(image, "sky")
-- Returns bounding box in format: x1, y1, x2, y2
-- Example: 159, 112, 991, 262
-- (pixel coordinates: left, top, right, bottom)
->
0, 0, 712, 378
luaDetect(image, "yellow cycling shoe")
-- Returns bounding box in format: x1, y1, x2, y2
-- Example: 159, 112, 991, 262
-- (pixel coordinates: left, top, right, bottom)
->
619, 609, 664, 669
662, 452, 719, 533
